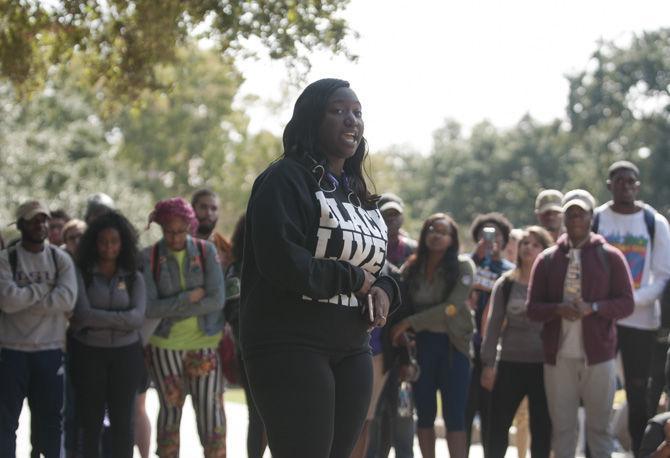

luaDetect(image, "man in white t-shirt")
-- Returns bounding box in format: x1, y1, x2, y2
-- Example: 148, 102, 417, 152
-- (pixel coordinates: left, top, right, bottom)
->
593, 160, 670, 456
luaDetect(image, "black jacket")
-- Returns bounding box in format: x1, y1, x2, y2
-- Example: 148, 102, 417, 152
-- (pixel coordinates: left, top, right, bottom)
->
240, 157, 399, 358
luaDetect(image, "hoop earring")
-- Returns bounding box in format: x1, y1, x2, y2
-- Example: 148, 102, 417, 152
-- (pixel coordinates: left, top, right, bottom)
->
348, 191, 362, 207
311, 164, 336, 193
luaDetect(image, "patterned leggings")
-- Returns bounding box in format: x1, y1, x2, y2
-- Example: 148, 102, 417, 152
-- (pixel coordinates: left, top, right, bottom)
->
148, 346, 226, 458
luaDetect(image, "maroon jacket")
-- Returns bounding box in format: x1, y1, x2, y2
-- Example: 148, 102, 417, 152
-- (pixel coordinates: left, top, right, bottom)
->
527, 233, 634, 366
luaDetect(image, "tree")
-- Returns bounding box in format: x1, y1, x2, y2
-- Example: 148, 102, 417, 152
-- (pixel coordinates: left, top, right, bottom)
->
567, 28, 670, 213
0, 0, 356, 98
104, 46, 282, 233
0, 82, 155, 241
380, 28, 670, 240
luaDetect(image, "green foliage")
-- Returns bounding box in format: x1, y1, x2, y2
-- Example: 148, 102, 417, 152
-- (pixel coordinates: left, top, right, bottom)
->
0, 0, 355, 99
566, 29, 670, 208
3, 26, 670, 249
386, 117, 571, 233
0, 82, 155, 242
0, 45, 279, 240
106, 46, 281, 234
384, 28, 670, 236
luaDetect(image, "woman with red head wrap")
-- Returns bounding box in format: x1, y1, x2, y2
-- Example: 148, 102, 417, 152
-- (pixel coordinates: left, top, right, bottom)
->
143, 197, 227, 457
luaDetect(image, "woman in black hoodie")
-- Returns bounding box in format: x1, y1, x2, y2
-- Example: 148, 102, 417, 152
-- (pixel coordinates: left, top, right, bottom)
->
240, 78, 400, 458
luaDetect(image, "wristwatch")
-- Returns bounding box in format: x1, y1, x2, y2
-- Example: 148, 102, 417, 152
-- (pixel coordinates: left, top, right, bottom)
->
591, 302, 599, 313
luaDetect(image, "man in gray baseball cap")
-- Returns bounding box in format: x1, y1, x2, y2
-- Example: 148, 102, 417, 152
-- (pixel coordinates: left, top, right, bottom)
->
535, 189, 564, 241
13, 200, 51, 224
0, 199, 77, 457
528, 188, 634, 458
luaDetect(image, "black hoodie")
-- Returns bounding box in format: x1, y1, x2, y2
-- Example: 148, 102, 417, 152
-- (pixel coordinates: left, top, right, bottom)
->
240, 157, 400, 358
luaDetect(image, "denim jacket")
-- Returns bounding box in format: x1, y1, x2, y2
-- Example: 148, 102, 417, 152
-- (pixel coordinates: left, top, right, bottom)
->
142, 236, 225, 339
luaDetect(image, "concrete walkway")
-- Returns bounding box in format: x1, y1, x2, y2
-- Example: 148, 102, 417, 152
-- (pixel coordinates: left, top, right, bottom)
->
15, 388, 629, 457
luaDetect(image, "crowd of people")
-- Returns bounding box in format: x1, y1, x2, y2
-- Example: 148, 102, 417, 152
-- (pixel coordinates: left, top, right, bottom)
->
2, 78, 670, 458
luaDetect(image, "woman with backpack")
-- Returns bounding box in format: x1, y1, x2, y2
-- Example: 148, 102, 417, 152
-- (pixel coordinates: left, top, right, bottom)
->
69, 211, 146, 458
143, 197, 226, 458
390, 213, 476, 458
480, 225, 554, 457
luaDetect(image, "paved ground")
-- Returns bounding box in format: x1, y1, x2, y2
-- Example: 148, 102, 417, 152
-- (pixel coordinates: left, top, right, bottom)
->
16, 388, 630, 457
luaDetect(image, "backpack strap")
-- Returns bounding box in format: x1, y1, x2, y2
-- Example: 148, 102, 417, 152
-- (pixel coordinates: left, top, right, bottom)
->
642, 204, 656, 249
8, 246, 17, 280
150, 243, 161, 284
8, 245, 60, 282
501, 275, 514, 313
195, 238, 207, 276
591, 203, 606, 234
49, 246, 59, 282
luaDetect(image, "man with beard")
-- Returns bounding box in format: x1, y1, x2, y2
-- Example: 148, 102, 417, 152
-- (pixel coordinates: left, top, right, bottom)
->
191, 189, 232, 269
190, 188, 235, 441
0, 200, 77, 458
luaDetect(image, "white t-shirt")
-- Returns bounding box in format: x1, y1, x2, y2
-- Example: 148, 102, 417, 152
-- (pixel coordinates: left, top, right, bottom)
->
559, 248, 584, 358
595, 204, 670, 330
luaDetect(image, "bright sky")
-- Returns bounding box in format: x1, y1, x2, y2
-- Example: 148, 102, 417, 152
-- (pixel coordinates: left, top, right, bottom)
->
235, 0, 670, 154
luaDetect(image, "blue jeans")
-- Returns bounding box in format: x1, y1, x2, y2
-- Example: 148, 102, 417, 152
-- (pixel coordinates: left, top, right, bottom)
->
414, 332, 471, 431
0, 348, 65, 458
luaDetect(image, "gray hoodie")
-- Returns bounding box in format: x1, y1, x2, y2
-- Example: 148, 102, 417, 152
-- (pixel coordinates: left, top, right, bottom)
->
0, 244, 77, 351
69, 268, 146, 348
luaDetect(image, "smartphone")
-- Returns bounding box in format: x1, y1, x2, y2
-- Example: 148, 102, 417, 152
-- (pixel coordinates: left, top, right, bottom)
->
482, 226, 496, 242
367, 294, 374, 323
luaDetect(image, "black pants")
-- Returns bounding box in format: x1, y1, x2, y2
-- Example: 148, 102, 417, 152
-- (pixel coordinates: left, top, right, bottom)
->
487, 361, 551, 458
465, 352, 490, 456
647, 337, 669, 418
238, 351, 265, 458
71, 339, 144, 458
245, 348, 372, 458
618, 325, 656, 455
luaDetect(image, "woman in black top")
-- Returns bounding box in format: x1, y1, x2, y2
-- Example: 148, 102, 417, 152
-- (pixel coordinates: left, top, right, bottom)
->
240, 78, 400, 458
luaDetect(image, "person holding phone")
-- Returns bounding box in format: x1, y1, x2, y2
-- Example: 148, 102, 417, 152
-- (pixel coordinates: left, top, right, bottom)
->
465, 212, 515, 452
390, 213, 475, 458
240, 78, 400, 458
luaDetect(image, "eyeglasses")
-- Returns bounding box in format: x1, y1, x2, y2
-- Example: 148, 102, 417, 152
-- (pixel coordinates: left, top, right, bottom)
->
427, 225, 451, 236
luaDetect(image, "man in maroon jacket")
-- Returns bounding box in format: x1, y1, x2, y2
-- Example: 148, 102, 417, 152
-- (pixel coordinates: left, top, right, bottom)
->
527, 189, 634, 458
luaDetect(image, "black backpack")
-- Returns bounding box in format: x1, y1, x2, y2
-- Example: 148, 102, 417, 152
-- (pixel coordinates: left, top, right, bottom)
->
592, 202, 655, 247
